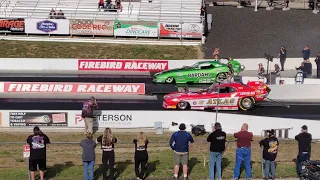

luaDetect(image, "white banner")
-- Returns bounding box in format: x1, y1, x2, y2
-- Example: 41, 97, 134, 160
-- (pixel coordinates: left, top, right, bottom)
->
159, 23, 202, 38
25, 18, 70, 35
114, 21, 158, 37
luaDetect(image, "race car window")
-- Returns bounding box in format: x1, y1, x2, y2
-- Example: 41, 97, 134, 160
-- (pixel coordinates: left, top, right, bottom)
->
211, 86, 235, 93
200, 64, 214, 69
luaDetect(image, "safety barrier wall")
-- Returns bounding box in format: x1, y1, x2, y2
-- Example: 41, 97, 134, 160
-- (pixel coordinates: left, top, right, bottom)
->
0, 18, 204, 39
0, 58, 317, 72
1, 110, 319, 139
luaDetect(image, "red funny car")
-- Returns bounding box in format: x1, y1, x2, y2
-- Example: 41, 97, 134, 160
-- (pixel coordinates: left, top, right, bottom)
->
163, 81, 271, 111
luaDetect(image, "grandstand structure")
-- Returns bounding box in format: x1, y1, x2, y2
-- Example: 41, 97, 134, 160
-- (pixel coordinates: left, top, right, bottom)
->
0, 0, 203, 23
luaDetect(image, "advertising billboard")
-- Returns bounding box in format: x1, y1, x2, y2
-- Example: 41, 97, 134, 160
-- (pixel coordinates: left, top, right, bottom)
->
114, 20, 158, 37
9, 112, 68, 126
70, 19, 113, 36
0, 18, 24, 33
25, 18, 69, 34
159, 22, 202, 39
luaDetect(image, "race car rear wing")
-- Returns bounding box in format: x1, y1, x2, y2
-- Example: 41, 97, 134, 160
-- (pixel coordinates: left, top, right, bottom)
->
246, 81, 271, 94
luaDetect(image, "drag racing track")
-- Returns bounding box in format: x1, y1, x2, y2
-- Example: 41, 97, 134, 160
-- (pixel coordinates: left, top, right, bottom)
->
204, 6, 320, 59
1, 98, 320, 120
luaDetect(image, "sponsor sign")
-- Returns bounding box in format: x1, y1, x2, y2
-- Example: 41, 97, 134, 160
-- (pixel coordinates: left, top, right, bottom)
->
114, 21, 158, 37
23, 145, 30, 158
188, 97, 239, 107
0, 18, 24, 33
159, 23, 202, 39
73, 112, 133, 128
4, 82, 145, 94
25, 18, 69, 34
9, 112, 68, 126
78, 59, 168, 71
187, 73, 211, 78
70, 19, 114, 36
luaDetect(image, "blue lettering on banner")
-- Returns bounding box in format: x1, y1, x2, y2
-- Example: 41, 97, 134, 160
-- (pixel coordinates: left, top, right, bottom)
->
37, 20, 57, 32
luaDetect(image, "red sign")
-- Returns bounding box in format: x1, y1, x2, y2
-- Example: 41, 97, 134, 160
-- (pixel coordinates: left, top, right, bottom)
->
4, 82, 145, 94
23, 145, 30, 152
78, 59, 168, 71
75, 114, 83, 124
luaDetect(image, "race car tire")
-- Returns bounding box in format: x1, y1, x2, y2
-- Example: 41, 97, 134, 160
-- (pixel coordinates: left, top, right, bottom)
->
177, 101, 189, 110
216, 73, 227, 82
239, 97, 255, 111
165, 77, 175, 84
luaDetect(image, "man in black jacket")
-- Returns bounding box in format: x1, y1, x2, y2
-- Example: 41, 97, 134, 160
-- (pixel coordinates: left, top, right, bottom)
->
260, 129, 279, 180
295, 125, 312, 177
207, 122, 226, 180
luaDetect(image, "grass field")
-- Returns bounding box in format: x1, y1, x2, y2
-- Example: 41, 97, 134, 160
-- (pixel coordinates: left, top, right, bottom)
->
0, 132, 318, 180
0, 40, 200, 59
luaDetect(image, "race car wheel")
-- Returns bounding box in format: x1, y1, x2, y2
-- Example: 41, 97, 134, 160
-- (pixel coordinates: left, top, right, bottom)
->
177, 101, 189, 110
239, 97, 254, 111
165, 77, 175, 83
216, 73, 227, 82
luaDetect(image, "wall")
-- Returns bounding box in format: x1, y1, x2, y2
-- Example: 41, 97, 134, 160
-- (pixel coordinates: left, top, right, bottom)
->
1, 110, 319, 139
0, 58, 317, 72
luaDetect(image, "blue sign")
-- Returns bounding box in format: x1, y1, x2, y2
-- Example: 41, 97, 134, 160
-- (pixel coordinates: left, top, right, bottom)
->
36, 20, 57, 32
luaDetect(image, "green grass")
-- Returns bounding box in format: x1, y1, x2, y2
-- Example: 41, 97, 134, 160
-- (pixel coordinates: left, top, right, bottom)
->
0, 132, 318, 179
0, 40, 199, 59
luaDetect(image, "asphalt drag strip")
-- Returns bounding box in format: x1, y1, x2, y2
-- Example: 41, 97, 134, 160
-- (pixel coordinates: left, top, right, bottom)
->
1, 98, 319, 120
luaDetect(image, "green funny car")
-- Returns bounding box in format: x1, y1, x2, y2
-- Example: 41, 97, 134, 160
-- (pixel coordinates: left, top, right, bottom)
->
153, 59, 245, 84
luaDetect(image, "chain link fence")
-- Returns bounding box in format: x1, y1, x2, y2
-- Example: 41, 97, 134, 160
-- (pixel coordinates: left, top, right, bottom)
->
0, 139, 319, 179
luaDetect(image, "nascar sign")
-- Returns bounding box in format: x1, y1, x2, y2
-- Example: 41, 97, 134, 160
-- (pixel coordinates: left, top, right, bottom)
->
114, 21, 158, 37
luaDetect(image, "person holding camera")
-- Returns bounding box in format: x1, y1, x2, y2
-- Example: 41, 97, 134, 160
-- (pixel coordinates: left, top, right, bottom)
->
82, 96, 98, 134
277, 46, 287, 71
259, 129, 279, 180
169, 123, 194, 180
207, 122, 226, 180
27, 126, 51, 180
295, 125, 312, 178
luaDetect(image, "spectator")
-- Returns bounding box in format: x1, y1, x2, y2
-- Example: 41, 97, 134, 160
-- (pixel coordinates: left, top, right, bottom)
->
97, 128, 117, 180
213, 47, 220, 57
81, 96, 98, 134
207, 122, 226, 180
273, 64, 281, 77
295, 125, 312, 178
296, 62, 307, 78
27, 126, 50, 180
57, 9, 65, 19
227, 62, 234, 82
115, 0, 122, 11
258, 63, 266, 78
98, 0, 104, 9
133, 132, 149, 180
169, 123, 194, 180
259, 129, 279, 180
315, 52, 320, 78
80, 132, 96, 180
233, 123, 253, 180
49, 8, 56, 19
302, 45, 311, 62
277, 46, 287, 71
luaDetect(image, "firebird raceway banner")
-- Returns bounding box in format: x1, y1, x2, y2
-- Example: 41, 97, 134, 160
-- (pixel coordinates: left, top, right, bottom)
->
0, 18, 25, 33
9, 112, 68, 127
113, 20, 158, 37
159, 22, 202, 39
69, 19, 114, 36
25, 18, 70, 35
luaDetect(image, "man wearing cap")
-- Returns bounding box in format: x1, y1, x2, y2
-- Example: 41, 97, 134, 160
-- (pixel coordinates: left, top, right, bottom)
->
207, 122, 226, 180
27, 126, 50, 180
295, 125, 312, 177
82, 96, 98, 134
169, 123, 194, 180
259, 129, 279, 180
233, 123, 253, 180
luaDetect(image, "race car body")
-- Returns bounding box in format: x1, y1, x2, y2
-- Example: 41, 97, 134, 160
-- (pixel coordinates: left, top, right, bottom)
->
153, 59, 245, 84
162, 81, 271, 111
